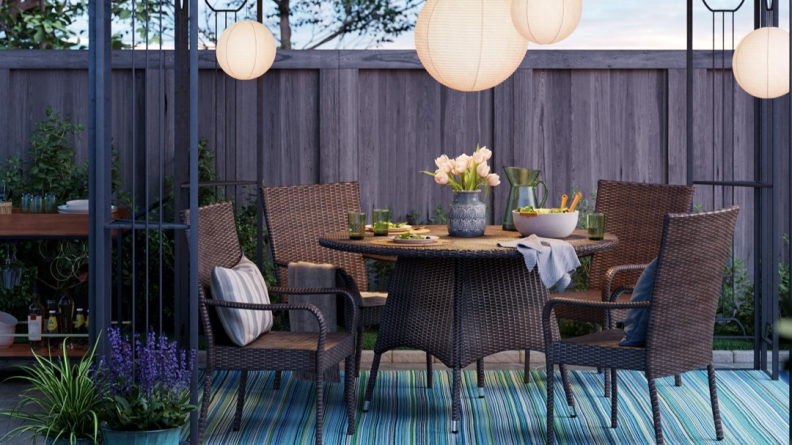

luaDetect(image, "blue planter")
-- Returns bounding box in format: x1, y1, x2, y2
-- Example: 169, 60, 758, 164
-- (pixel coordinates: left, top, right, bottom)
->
447, 190, 487, 237
45, 436, 93, 445
101, 426, 181, 445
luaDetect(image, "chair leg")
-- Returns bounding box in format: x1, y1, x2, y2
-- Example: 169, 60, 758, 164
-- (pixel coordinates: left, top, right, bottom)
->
611, 369, 618, 428
273, 370, 282, 390
233, 370, 248, 430
426, 352, 433, 389
674, 373, 682, 387
604, 369, 611, 398
452, 365, 461, 433
477, 358, 485, 398
648, 377, 664, 445
345, 355, 356, 436
707, 364, 724, 441
363, 353, 382, 412
559, 364, 576, 417
315, 371, 324, 445
546, 361, 556, 445
524, 350, 530, 383
198, 368, 213, 445
355, 325, 364, 378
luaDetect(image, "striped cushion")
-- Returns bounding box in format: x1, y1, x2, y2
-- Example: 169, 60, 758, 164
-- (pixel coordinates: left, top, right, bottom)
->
210, 256, 273, 347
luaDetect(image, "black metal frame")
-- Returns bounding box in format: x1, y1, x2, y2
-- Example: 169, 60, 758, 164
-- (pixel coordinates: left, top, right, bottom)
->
686, 0, 784, 379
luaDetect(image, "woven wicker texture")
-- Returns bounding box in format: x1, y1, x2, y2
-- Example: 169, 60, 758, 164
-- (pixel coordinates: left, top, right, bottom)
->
543, 206, 739, 445
184, 201, 358, 445
557, 180, 694, 325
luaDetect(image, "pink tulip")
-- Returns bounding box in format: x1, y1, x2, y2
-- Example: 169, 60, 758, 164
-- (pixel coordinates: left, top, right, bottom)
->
434, 155, 450, 171
454, 158, 468, 175
480, 147, 493, 161
443, 160, 455, 173
476, 163, 490, 178
472, 150, 486, 165
435, 170, 449, 185
486, 173, 501, 187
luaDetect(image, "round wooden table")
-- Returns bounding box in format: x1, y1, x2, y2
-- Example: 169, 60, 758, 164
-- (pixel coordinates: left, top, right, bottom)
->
320, 225, 618, 432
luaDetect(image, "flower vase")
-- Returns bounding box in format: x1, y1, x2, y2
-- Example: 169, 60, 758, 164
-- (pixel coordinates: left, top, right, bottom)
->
447, 190, 486, 237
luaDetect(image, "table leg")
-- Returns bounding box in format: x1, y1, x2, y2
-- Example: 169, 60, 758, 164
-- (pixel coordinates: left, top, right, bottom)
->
452, 259, 464, 433
363, 352, 382, 412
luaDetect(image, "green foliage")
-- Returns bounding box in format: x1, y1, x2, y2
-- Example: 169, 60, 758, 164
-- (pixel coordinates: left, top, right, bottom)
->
110, 0, 173, 49
0, 0, 85, 49
0, 344, 102, 444
103, 393, 193, 431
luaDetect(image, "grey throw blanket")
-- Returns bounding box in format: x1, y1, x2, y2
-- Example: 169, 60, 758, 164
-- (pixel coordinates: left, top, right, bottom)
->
288, 261, 340, 382
498, 235, 581, 292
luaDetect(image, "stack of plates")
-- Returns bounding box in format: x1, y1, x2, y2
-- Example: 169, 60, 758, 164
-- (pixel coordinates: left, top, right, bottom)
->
57, 200, 117, 214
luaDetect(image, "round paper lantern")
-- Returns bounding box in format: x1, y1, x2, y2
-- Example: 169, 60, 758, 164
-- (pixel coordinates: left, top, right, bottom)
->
732, 27, 790, 99
216, 20, 277, 80
511, 0, 582, 45
415, 0, 529, 92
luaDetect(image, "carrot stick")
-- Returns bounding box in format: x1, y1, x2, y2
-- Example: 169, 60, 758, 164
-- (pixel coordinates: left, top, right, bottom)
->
560, 194, 568, 209
568, 192, 583, 213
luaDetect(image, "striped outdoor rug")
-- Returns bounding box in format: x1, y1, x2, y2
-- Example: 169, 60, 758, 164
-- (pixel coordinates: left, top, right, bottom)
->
191, 369, 789, 444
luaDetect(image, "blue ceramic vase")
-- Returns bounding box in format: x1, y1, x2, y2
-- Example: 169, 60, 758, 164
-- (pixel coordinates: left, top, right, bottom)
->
101, 426, 182, 445
447, 190, 487, 237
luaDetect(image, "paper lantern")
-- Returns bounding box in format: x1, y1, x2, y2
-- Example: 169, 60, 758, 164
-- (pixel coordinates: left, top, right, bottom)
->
732, 27, 790, 99
216, 20, 277, 80
511, 0, 582, 45
414, 0, 529, 92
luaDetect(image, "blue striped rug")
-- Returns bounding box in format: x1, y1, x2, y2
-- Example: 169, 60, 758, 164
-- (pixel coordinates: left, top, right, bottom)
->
191, 369, 789, 444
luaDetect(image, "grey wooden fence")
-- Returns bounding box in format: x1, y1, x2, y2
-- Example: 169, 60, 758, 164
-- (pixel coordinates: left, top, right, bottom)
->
1, 49, 789, 273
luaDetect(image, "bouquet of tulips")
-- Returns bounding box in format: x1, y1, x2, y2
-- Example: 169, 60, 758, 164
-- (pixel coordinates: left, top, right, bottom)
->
422, 145, 501, 197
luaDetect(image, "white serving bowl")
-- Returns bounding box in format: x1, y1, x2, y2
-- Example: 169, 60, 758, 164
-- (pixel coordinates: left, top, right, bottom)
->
0, 311, 18, 349
512, 210, 579, 239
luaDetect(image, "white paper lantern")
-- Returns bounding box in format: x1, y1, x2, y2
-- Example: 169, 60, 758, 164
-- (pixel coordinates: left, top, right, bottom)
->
511, 0, 582, 45
216, 20, 277, 80
415, 0, 529, 92
732, 27, 790, 99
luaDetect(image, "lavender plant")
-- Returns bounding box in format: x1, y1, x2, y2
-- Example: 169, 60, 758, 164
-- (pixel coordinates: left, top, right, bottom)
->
96, 327, 196, 432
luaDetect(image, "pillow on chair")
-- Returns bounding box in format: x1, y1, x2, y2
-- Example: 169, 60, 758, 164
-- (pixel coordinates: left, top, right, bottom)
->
619, 258, 658, 347
210, 256, 273, 347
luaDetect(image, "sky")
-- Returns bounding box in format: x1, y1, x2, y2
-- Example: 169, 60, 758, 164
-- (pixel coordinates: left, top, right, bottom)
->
102, 0, 790, 50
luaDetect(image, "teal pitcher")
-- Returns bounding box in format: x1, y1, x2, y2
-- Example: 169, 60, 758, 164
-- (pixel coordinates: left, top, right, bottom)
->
502, 167, 548, 231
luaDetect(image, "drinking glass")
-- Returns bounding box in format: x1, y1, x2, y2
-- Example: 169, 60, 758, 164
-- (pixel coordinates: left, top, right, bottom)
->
21, 194, 31, 214
31, 195, 42, 214
372, 209, 390, 236
348, 212, 366, 240
588, 213, 605, 240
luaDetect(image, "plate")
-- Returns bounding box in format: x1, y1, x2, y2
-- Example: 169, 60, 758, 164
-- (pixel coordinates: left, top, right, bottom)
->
366, 225, 412, 233
66, 199, 89, 209
388, 235, 439, 245
58, 205, 118, 214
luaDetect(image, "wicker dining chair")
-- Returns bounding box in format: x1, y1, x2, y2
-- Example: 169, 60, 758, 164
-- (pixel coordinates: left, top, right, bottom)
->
260, 182, 437, 384
550, 180, 694, 396
183, 202, 358, 445
542, 206, 739, 445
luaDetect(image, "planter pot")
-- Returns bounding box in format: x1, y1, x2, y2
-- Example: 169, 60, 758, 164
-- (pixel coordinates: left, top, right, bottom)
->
447, 190, 486, 237
44, 437, 94, 445
101, 426, 182, 445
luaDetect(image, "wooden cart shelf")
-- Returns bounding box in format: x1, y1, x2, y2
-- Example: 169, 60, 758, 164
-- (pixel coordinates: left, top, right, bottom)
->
0, 344, 89, 360
0, 208, 128, 239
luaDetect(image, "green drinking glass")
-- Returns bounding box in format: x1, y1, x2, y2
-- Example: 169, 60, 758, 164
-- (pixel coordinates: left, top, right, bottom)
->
588, 213, 605, 240
372, 209, 390, 236
348, 212, 366, 240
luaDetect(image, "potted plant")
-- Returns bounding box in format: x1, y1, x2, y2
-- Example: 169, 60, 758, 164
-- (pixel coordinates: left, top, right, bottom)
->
422, 145, 501, 237
0, 343, 102, 445
95, 327, 196, 445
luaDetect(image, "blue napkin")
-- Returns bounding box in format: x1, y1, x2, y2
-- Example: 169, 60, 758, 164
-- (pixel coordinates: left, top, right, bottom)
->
498, 235, 581, 292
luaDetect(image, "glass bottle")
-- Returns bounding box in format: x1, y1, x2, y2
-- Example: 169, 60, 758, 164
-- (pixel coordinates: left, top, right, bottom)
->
27, 282, 44, 350
73, 308, 85, 349
58, 290, 74, 350
46, 310, 58, 351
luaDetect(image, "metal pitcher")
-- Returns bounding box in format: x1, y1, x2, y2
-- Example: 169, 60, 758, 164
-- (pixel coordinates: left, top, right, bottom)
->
502, 167, 548, 231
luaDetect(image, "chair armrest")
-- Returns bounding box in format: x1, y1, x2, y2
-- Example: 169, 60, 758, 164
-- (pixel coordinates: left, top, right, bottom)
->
602, 264, 650, 302
267, 287, 359, 333
362, 254, 397, 263
542, 298, 651, 350
275, 261, 290, 269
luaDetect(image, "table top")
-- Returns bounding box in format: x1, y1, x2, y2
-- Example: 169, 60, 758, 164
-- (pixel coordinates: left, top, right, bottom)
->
0, 207, 129, 239
319, 225, 618, 259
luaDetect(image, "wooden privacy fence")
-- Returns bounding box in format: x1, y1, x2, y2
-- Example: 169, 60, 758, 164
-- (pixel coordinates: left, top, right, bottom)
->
0, 49, 789, 270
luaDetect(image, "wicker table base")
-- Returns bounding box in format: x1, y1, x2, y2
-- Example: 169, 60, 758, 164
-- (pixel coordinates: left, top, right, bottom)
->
319, 226, 618, 432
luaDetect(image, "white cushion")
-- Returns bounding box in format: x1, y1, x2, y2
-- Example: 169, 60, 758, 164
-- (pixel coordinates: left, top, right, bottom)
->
210, 256, 273, 346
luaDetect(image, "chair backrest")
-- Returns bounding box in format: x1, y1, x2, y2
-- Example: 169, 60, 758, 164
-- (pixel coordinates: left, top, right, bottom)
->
589, 180, 695, 292
261, 182, 369, 289
182, 201, 243, 290
645, 206, 739, 377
